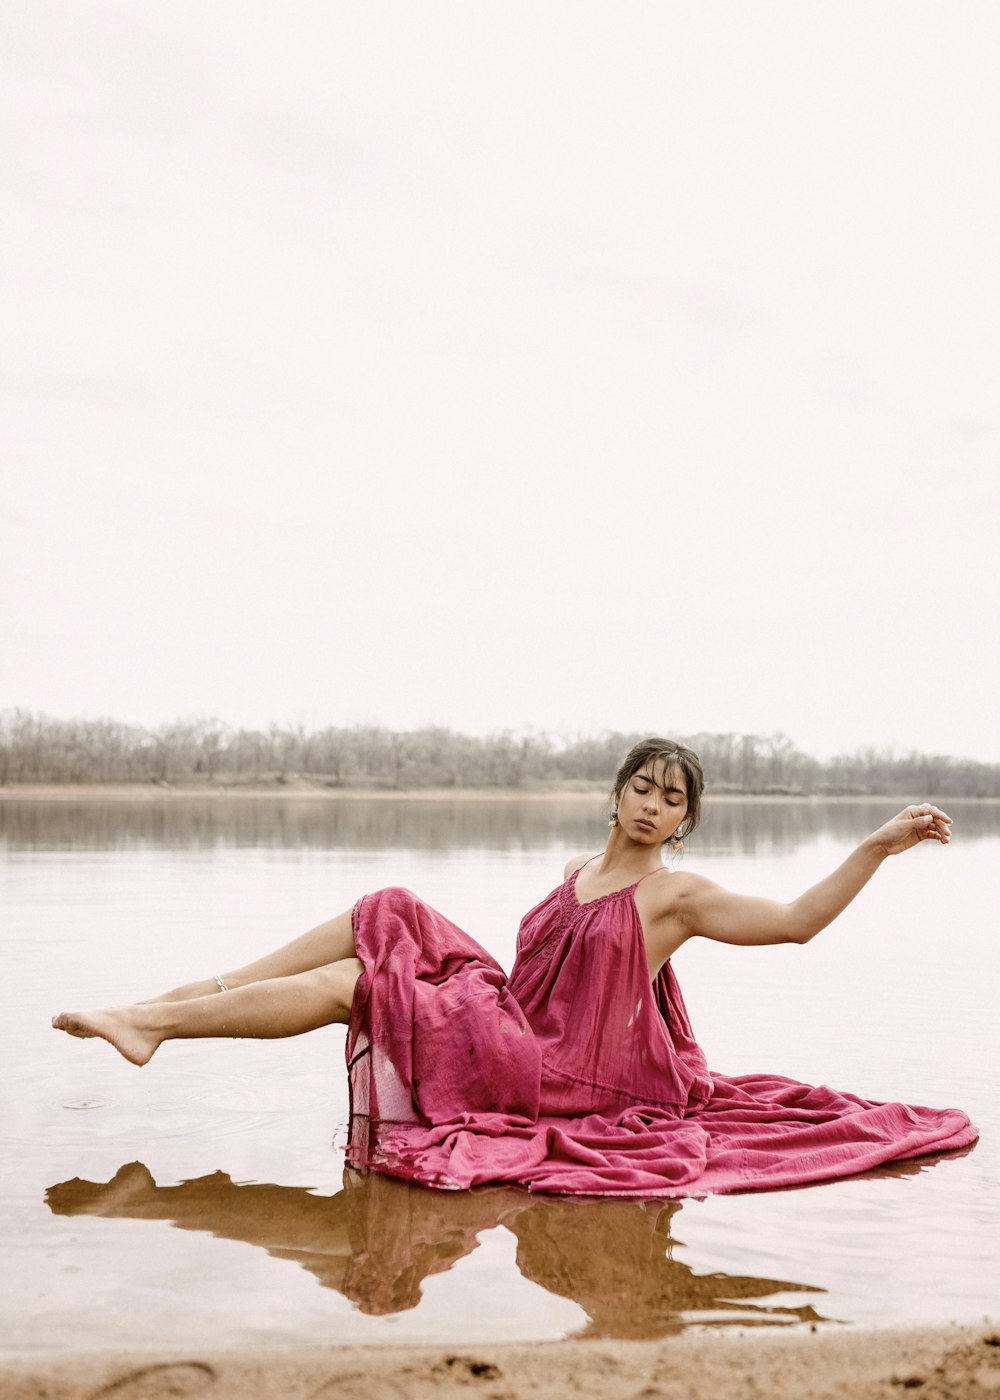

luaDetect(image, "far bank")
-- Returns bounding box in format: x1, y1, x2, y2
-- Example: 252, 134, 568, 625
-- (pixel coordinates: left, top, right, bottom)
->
4, 782, 998, 803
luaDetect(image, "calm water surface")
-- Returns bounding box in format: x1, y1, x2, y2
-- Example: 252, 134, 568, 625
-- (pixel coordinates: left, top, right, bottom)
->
2, 796, 997, 1352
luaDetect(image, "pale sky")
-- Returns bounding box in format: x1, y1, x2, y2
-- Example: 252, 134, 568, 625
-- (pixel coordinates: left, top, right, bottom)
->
3, 1, 999, 761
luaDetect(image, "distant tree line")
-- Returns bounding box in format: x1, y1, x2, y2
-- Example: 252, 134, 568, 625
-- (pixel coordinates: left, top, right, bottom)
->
1, 711, 998, 797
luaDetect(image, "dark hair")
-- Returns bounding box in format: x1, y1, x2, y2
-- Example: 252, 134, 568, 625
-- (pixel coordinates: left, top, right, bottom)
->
610, 738, 704, 842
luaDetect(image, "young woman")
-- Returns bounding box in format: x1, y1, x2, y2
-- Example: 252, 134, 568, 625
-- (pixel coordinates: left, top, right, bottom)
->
52, 739, 977, 1196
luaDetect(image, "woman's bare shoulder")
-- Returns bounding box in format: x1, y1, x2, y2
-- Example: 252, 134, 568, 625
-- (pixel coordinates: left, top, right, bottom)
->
563, 852, 597, 880
640, 868, 718, 914
665, 869, 724, 904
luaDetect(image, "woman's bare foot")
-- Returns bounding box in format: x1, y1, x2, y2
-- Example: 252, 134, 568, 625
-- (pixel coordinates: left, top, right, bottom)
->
51, 1008, 162, 1067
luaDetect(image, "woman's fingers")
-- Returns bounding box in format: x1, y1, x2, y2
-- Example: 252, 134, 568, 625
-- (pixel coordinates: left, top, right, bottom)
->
874, 804, 953, 855
879, 803, 953, 851
908, 803, 952, 842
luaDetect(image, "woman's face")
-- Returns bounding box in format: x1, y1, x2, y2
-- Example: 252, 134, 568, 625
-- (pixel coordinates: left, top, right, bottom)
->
616, 761, 688, 845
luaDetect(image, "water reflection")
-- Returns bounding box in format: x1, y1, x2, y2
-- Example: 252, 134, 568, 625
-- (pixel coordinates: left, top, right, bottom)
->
5, 795, 1000, 854
45, 1164, 826, 1336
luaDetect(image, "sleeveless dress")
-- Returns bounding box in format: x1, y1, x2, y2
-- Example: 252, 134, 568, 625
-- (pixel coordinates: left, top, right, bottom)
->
344, 872, 977, 1196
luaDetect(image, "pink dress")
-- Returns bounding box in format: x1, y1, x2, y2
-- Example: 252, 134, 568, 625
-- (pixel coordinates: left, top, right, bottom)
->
345, 873, 977, 1196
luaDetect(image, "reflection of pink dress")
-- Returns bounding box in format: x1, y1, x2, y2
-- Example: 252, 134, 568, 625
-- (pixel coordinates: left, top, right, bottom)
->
345, 875, 977, 1196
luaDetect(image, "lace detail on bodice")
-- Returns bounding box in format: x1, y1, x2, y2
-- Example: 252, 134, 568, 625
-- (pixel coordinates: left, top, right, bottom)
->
518, 874, 641, 967
560, 872, 638, 920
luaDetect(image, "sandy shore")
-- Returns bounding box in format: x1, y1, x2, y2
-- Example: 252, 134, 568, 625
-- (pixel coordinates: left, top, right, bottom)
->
4, 1326, 1000, 1400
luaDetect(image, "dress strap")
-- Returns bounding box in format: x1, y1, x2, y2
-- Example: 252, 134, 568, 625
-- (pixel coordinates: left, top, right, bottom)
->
635, 865, 667, 886
572, 854, 602, 877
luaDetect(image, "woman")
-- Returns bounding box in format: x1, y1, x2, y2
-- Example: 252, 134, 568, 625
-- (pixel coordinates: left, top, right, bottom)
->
52, 738, 977, 1196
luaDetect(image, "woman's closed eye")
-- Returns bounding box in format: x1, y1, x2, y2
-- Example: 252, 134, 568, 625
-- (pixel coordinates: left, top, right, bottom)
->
634, 783, 679, 806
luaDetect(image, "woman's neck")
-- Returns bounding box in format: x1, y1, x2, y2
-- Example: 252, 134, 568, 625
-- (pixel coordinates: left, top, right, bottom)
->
596, 830, 666, 878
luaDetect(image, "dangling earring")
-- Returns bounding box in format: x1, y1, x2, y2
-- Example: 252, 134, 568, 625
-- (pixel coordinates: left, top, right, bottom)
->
608, 807, 619, 828
671, 837, 683, 853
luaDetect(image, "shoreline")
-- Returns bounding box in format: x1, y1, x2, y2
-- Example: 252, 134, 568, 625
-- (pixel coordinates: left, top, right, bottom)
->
4, 1325, 999, 1399
3, 783, 995, 803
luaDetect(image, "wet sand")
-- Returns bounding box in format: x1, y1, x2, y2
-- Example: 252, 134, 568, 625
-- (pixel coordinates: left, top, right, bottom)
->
4, 1326, 1000, 1399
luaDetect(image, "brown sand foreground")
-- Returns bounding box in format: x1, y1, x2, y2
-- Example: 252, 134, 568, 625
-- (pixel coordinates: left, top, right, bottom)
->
4, 1327, 1000, 1400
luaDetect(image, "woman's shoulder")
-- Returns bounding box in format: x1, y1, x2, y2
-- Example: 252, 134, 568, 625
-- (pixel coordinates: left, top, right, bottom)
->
634, 867, 718, 919
562, 852, 598, 881
648, 868, 718, 902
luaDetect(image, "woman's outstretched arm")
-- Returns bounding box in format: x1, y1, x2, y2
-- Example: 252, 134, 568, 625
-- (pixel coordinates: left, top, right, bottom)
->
672, 802, 952, 948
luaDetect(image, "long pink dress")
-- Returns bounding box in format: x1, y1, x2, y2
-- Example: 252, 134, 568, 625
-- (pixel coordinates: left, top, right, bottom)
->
344, 873, 977, 1196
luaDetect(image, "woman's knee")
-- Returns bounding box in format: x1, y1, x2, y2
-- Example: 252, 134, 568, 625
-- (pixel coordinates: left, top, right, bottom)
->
310, 958, 364, 1018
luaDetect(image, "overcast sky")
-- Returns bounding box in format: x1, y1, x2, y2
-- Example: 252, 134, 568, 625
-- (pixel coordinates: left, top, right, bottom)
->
3, 2, 999, 761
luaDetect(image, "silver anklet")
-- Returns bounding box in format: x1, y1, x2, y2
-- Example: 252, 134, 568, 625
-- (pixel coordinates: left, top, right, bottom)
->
213, 973, 230, 993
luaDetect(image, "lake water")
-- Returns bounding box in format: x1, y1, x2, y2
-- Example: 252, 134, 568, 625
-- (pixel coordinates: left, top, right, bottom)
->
2, 795, 997, 1353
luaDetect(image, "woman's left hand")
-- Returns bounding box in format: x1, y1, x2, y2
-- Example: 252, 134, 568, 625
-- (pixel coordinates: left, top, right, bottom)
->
870, 803, 953, 856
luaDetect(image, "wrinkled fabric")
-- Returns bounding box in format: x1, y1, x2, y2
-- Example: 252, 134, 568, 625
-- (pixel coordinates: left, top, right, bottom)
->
345, 880, 977, 1196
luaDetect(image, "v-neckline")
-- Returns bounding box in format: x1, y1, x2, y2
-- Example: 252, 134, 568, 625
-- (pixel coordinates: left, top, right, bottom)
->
569, 865, 665, 909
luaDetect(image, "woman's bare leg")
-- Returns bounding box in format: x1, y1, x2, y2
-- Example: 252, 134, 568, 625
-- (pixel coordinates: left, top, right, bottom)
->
53, 957, 363, 1067
147, 909, 359, 1003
